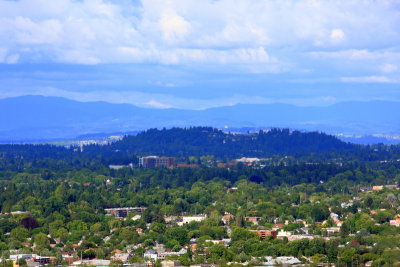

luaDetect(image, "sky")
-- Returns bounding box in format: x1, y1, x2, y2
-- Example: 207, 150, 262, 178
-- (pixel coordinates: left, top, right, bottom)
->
0, 0, 399, 110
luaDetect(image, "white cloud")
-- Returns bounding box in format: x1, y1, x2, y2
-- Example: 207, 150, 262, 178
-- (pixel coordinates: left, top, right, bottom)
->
0, 0, 399, 76
116, 46, 277, 68
341, 76, 396, 83
309, 49, 400, 66
145, 100, 173, 109
6, 53, 19, 64
380, 63, 398, 73
330, 29, 345, 43
0, 47, 7, 62
56, 49, 102, 65
12, 17, 62, 44
159, 9, 191, 43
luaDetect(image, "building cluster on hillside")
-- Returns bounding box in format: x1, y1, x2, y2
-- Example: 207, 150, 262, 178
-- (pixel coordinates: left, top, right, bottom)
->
105, 154, 314, 171
107, 156, 276, 170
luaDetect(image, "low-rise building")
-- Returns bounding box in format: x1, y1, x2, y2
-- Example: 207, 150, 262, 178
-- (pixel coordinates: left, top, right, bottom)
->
73, 260, 110, 266
177, 215, 207, 226
111, 253, 130, 263
139, 156, 174, 168
288, 235, 315, 241
390, 218, 400, 226
372, 186, 383, 191
250, 230, 277, 240
159, 248, 187, 259
144, 249, 158, 260
325, 227, 341, 235
262, 256, 301, 266
277, 230, 292, 239
177, 163, 200, 168
244, 216, 262, 224
162, 260, 182, 267
272, 223, 284, 230
10, 254, 37, 261
221, 213, 235, 225
236, 157, 260, 164
105, 207, 146, 218
204, 239, 231, 246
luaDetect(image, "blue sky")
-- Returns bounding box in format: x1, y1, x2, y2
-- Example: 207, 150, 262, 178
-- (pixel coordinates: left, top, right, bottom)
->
0, 0, 399, 110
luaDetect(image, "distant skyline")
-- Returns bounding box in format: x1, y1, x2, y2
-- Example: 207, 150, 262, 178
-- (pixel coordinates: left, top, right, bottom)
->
1, 0, 400, 110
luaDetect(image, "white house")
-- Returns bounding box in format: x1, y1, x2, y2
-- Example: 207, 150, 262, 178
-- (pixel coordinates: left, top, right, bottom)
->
262, 256, 301, 266
144, 249, 158, 260
177, 215, 207, 226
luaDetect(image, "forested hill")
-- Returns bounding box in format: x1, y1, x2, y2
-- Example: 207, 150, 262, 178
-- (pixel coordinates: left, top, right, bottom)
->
106, 127, 358, 157
2, 127, 400, 166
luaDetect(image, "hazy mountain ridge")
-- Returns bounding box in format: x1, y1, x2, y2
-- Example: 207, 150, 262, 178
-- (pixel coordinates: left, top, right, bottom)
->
1, 95, 400, 141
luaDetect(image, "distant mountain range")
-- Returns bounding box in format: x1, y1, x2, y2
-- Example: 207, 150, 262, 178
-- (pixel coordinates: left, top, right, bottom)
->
1, 95, 400, 142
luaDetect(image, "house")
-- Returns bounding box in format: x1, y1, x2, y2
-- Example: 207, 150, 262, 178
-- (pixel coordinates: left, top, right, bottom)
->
221, 214, 235, 225
288, 235, 315, 241
244, 216, 262, 224
177, 215, 207, 226
341, 202, 353, 208
144, 249, 158, 260
105, 207, 146, 218
330, 213, 339, 221
325, 227, 341, 235
217, 162, 236, 169
26, 261, 40, 267
61, 253, 74, 265
359, 186, 372, 192
162, 260, 182, 267
32, 256, 56, 265
164, 216, 179, 223
277, 230, 292, 239
272, 223, 284, 230
109, 165, 125, 170
262, 256, 301, 266
131, 215, 141, 221
335, 220, 343, 227
236, 157, 260, 164
159, 248, 187, 259
22, 242, 32, 247
204, 239, 231, 246
111, 253, 130, 263
176, 163, 200, 168
10, 211, 30, 216
10, 254, 38, 261
73, 260, 110, 266
385, 184, 398, 190
389, 218, 400, 226
226, 187, 238, 193
250, 230, 277, 240
9, 255, 55, 266
299, 227, 310, 235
